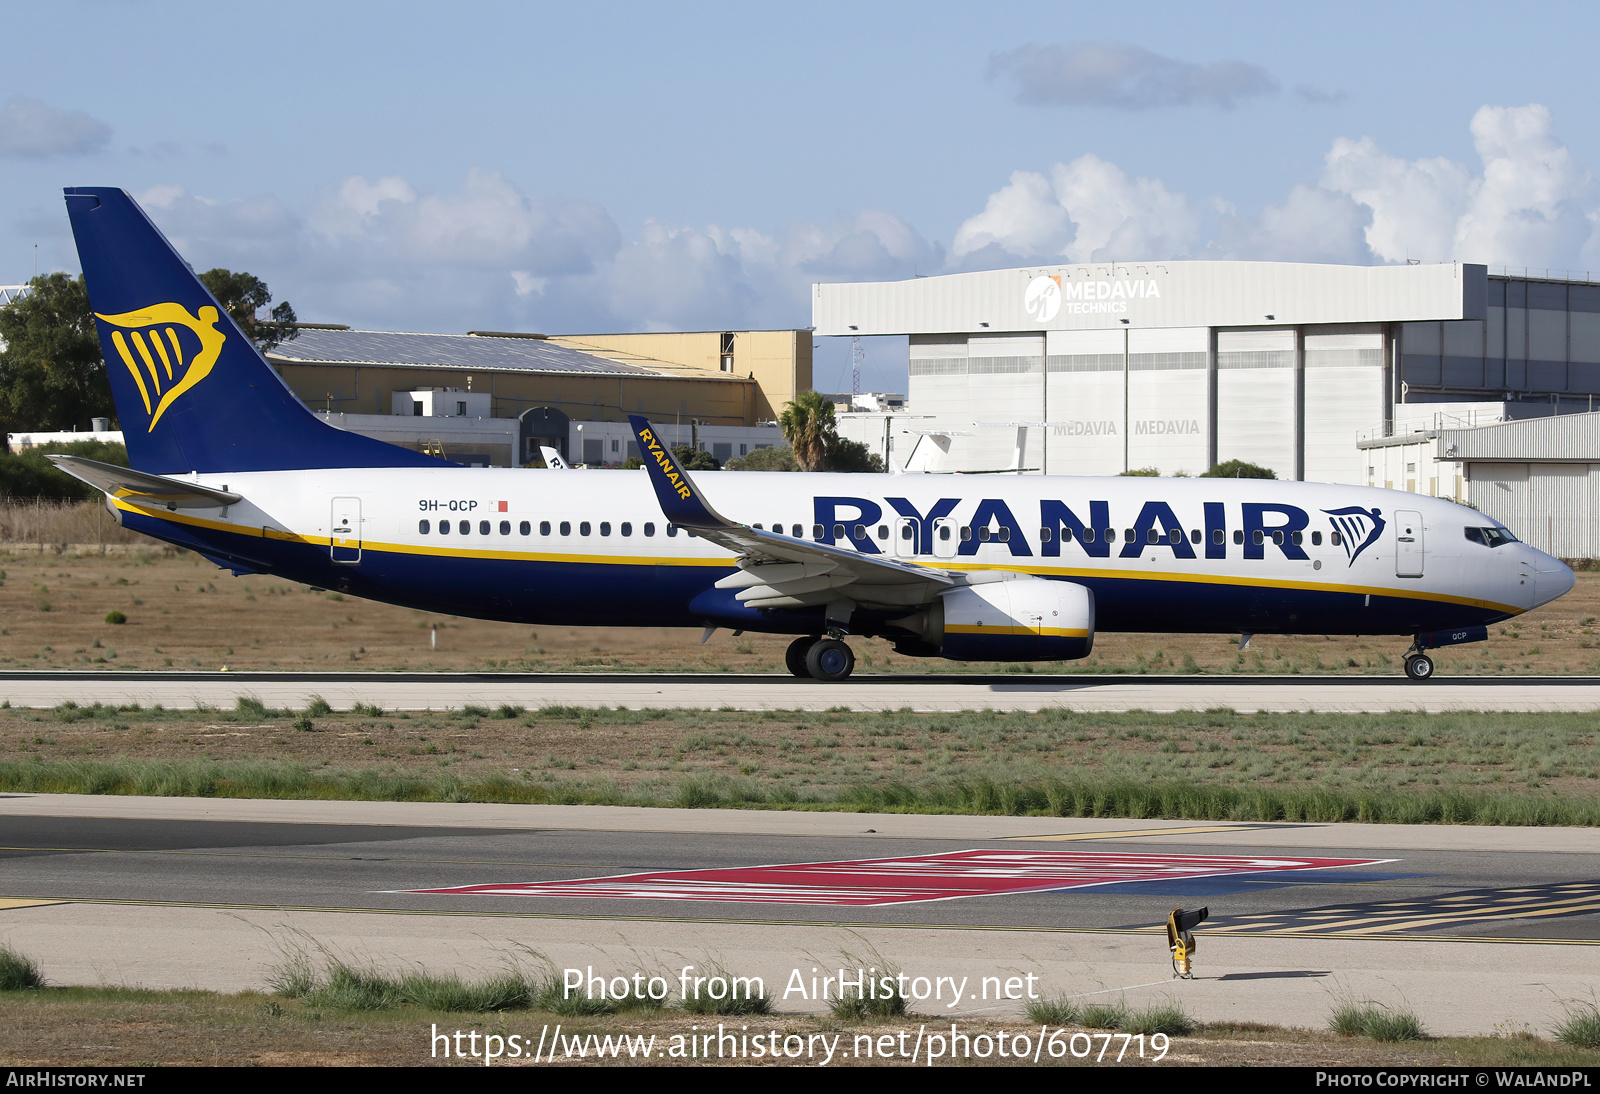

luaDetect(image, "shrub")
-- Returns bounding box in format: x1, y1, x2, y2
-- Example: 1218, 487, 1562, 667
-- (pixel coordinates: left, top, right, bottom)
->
1555, 1002, 1600, 1049
1123, 1003, 1195, 1036
103, 610, 126, 625
1026, 995, 1081, 1025
1330, 1000, 1426, 1041
0, 945, 45, 990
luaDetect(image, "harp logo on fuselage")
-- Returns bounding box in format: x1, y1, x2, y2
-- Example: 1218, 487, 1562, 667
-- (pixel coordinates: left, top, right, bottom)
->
95, 303, 226, 431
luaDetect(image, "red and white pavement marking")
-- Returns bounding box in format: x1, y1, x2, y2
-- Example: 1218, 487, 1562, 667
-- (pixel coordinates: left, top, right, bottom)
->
401, 849, 1385, 907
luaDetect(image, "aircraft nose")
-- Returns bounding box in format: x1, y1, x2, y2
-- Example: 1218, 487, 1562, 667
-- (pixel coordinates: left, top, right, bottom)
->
1532, 551, 1576, 607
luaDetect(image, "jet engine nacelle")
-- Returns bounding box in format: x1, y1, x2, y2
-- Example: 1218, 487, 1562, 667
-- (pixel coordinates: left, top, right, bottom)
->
893, 577, 1095, 662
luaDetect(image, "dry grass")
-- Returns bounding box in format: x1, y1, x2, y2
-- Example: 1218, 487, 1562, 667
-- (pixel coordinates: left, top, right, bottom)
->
0, 522, 1597, 676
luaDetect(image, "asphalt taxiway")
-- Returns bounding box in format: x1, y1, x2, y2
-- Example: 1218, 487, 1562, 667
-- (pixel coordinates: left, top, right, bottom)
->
1, 793, 1597, 1037
3, 670, 1600, 712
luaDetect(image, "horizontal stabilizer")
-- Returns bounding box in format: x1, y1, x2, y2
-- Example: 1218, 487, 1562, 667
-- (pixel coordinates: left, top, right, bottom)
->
47, 455, 242, 509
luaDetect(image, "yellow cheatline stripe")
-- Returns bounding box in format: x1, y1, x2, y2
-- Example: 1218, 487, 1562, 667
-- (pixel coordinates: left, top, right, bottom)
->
1211, 893, 1600, 935
945, 624, 1089, 638
110, 499, 1524, 613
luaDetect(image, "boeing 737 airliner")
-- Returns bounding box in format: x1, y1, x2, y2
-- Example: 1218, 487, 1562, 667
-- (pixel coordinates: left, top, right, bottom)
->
50, 188, 1576, 682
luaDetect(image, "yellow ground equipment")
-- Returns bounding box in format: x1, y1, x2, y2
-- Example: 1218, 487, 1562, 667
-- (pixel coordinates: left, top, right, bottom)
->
1166, 907, 1209, 979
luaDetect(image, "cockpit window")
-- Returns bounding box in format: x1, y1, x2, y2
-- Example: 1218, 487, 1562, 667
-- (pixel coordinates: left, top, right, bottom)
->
1465, 526, 1518, 548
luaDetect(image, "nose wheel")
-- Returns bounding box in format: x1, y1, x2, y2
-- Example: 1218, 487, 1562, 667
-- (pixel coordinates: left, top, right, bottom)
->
1403, 653, 1435, 681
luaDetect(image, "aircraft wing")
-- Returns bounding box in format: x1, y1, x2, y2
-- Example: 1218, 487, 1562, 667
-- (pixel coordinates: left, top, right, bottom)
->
628, 416, 959, 611
46, 454, 242, 509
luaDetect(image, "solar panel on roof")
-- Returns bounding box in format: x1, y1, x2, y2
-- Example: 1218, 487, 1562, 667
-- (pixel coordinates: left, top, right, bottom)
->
267, 329, 658, 376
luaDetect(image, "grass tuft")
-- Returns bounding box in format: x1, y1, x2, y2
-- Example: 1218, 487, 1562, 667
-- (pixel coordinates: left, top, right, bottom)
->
1330, 1000, 1427, 1041
1555, 1003, 1600, 1049
1026, 995, 1081, 1025
679, 964, 772, 1016
0, 945, 46, 991
1079, 1003, 1129, 1030
1123, 1002, 1196, 1036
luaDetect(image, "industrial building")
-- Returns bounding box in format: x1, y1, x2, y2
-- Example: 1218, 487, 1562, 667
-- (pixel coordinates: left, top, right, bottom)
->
266, 326, 808, 465
814, 262, 1600, 486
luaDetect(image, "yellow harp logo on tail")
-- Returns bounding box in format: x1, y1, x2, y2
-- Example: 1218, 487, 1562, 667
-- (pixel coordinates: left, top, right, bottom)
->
94, 303, 226, 431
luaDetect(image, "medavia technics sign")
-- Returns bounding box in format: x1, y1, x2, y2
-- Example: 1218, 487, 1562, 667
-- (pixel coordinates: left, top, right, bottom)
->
813, 260, 1484, 336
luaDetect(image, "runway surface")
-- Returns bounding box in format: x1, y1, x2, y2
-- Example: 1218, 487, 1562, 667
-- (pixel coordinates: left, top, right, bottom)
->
2, 793, 1598, 1036
3, 670, 1600, 712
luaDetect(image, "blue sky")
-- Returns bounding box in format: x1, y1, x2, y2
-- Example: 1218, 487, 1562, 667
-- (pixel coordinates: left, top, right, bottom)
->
4, 1, 1599, 391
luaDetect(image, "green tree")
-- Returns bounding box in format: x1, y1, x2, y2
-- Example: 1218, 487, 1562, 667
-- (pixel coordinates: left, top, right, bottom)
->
825, 436, 886, 473
778, 390, 834, 471
724, 445, 799, 472
196, 269, 299, 353
1200, 459, 1276, 479
1119, 466, 1160, 477
0, 439, 129, 501
671, 443, 721, 470
0, 273, 112, 434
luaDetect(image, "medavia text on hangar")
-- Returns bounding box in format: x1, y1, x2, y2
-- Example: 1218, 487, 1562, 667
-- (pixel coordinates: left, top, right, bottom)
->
814, 260, 1600, 490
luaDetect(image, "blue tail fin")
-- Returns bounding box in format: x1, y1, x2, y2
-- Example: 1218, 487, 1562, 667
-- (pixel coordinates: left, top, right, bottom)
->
64, 187, 446, 475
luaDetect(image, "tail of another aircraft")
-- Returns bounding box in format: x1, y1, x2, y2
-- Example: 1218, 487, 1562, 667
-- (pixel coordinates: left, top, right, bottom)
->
63, 187, 445, 475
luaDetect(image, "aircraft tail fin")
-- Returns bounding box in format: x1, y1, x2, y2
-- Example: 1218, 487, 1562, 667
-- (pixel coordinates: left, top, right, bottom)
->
63, 187, 446, 475
627, 415, 734, 529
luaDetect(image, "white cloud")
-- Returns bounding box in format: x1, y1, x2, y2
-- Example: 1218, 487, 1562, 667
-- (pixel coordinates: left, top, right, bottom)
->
0, 96, 111, 157
951, 155, 1197, 264
1455, 104, 1590, 269
1320, 136, 1473, 263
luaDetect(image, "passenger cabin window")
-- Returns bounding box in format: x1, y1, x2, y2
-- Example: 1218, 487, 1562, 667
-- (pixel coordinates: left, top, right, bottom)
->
938, 526, 951, 542
877, 525, 888, 540
1331, 531, 1342, 547
1039, 527, 1052, 542
520, 521, 530, 535
644, 522, 655, 536
419, 519, 430, 534
499, 520, 510, 535
668, 524, 678, 537
459, 520, 470, 535
1253, 530, 1265, 545
600, 522, 611, 536
1272, 530, 1285, 545
539, 521, 551, 536
621, 522, 632, 536
439, 520, 450, 535
978, 527, 991, 542
791, 524, 803, 538
1105, 529, 1116, 543
1233, 530, 1243, 545
580, 522, 591, 536
1212, 529, 1223, 545
834, 524, 846, 539
960, 527, 973, 541
1170, 529, 1182, 545
1311, 531, 1322, 546
1190, 529, 1201, 544
812, 524, 823, 540
479, 520, 490, 535
560, 521, 571, 536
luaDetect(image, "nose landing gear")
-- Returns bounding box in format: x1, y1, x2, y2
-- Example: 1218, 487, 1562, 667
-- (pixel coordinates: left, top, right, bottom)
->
1403, 652, 1435, 681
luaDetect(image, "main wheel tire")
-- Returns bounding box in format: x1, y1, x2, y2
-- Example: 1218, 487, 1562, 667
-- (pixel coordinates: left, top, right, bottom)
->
805, 638, 855, 682
785, 636, 817, 678
1404, 654, 1435, 681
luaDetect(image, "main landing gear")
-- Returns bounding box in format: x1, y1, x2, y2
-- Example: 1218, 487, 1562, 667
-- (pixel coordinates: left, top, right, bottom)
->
784, 635, 856, 681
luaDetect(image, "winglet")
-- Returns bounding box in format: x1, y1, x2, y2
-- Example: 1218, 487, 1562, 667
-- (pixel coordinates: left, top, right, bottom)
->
628, 415, 731, 529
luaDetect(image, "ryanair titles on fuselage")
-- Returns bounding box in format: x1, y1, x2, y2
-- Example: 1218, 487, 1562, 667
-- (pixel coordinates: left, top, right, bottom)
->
811, 493, 1382, 567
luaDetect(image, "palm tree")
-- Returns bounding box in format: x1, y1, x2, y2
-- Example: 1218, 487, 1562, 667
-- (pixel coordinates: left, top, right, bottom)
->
779, 390, 835, 472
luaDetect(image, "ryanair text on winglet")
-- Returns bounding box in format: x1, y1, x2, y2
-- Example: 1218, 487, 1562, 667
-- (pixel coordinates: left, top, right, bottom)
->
638, 427, 695, 500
